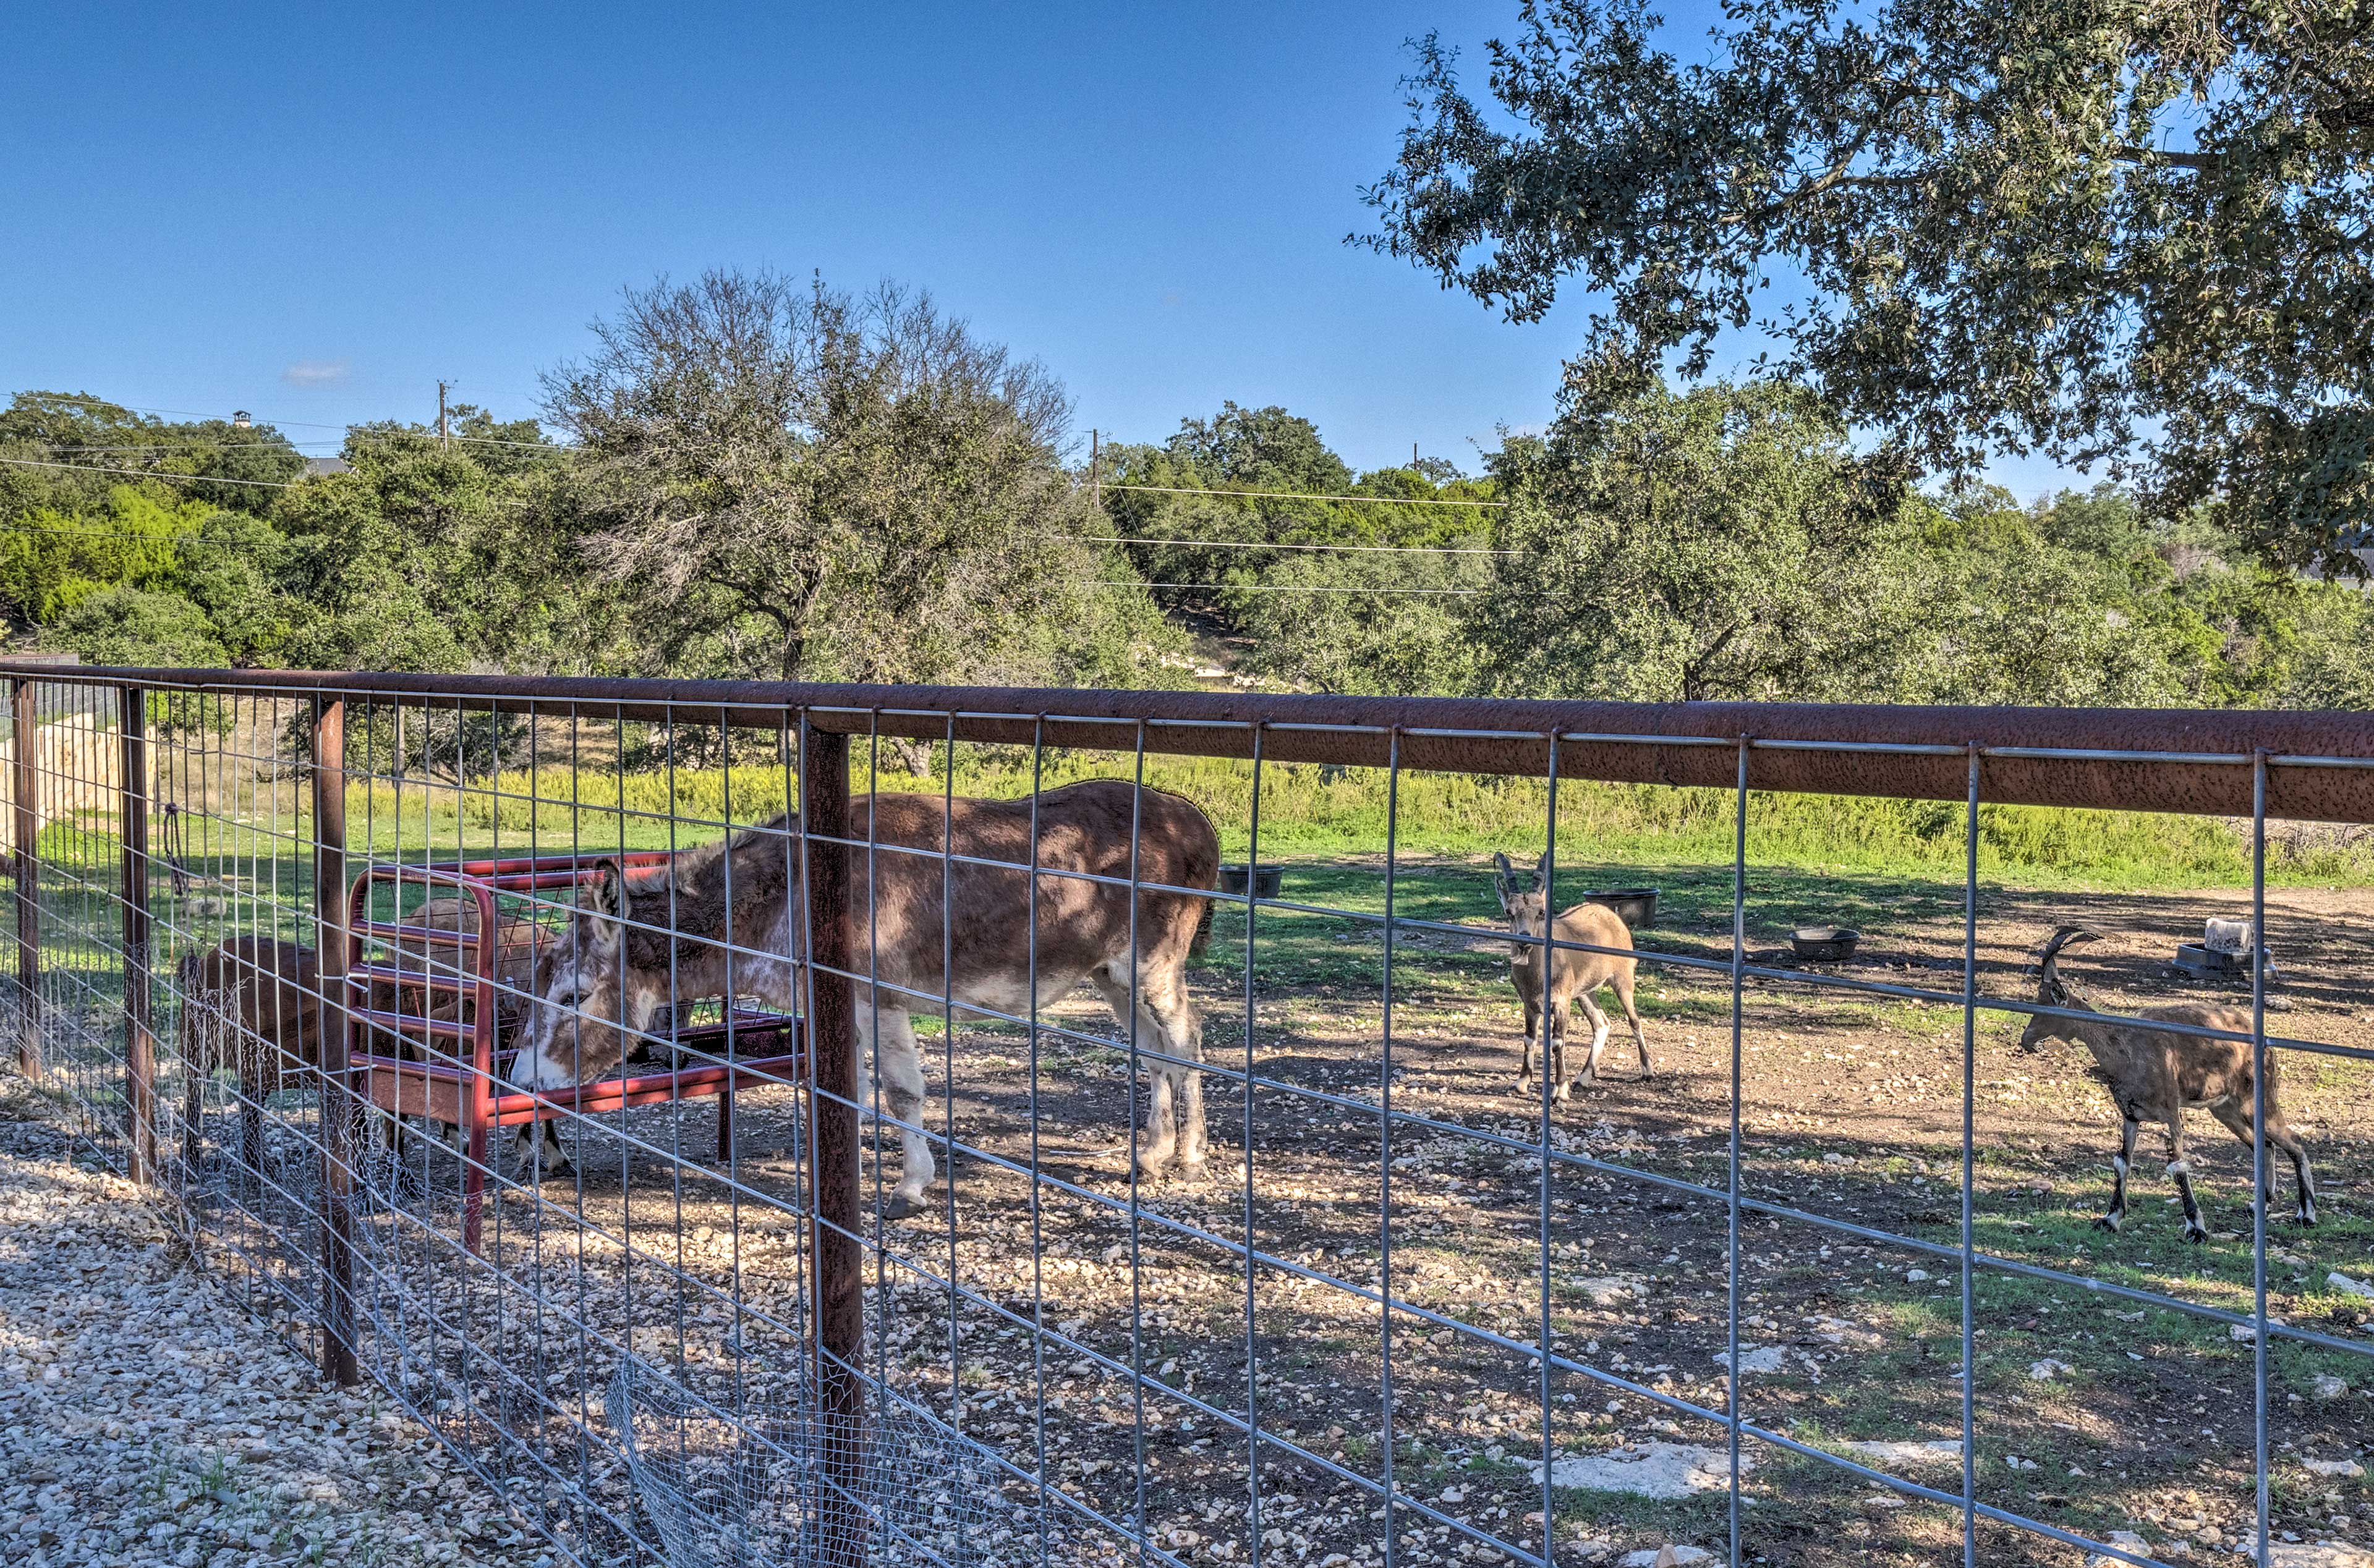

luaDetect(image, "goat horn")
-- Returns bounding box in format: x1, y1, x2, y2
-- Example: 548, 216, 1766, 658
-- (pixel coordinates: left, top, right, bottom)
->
2035, 925, 2101, 964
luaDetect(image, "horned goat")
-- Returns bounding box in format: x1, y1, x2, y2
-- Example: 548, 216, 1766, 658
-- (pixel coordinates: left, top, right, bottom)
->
2017, 925, 2315, 1242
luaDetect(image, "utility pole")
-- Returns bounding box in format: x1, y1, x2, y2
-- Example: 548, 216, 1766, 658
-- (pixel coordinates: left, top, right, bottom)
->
1089, 429, 1101, 512
1413, 441, 1419, 467
436, 380, 453, 451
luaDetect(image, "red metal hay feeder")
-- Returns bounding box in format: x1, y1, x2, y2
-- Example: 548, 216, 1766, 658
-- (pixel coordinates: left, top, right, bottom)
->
344, 853, 805, 1253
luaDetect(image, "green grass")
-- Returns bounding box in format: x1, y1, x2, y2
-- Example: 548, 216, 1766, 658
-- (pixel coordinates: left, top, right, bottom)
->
98, 747, 2374, 887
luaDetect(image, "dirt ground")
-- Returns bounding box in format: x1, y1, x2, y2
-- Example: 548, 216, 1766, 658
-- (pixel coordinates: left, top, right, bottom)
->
177, 860, 2374, 1567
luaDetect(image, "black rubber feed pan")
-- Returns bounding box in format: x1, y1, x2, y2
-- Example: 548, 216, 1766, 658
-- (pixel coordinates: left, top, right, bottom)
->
1791, 926, 1861, 962
1583, 888, 1659, 929
2172, 942, 2268, 978
1217, 863, 1283, 899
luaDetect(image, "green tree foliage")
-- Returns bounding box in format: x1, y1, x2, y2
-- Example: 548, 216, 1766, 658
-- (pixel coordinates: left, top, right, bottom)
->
1473, 381, 1929, 703
270, 409, 595, 672
0, 392, 306, 511
544, 269, 1175, 686
1361, 0, 2374, 577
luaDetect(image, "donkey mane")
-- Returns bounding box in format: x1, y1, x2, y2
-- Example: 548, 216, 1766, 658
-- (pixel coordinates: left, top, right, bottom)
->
615, 819, 794, 972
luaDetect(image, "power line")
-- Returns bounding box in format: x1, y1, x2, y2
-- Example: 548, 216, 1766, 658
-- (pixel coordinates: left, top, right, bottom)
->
0, 457, 296, 488
1102, 481, 1504, 508
40, 441, 340, 454
1065, 532, 1510, 557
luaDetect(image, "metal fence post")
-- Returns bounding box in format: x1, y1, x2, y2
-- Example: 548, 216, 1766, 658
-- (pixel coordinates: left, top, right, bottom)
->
799, 719, 863, 1553
313, 693, 359, 1386
120, 685, 156, 1184
12, 677, 40, 1079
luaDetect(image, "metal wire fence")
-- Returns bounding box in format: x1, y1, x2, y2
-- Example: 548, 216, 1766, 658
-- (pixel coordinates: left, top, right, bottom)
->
3, 661, 2371, 1568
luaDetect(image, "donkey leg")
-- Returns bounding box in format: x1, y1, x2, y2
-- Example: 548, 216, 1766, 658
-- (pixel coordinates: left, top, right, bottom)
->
2098, 1115, 2140, 1233
1089, 968, 1178, 1177
1141, 970, 1207, 1171
869, 1009, 934, 1219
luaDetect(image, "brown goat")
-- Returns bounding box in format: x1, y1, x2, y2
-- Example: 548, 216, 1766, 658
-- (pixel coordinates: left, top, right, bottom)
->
1491, 852, 1650, 1100
2017, 925, 2315, 1241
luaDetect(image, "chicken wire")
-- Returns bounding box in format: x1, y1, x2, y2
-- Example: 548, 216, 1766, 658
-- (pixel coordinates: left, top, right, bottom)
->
609, 1357, 1045, 1568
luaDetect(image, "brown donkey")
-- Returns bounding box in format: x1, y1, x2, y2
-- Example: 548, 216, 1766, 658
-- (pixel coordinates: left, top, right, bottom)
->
511, 779, 1221, 1214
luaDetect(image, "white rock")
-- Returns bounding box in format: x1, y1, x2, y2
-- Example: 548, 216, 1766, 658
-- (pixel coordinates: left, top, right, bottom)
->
2232, 1323, 2260, 1342
2261, 1546, 2374, 1568
2028, 1358, 2075, 1381
1843, 1438, 1962, 1467
2301, 1459, 2365, 1479
1534, 1443, 1749, 1500
1572, 1277, 1648, 1307
1617, 1548, 1711, 1568
1904, 1268, 1931, 1283
2086, 1529, 2151, 1567
2310, 1374, 2349, 1400
1711, 1346, 1787, 1374
2329, 1273, 2374, 1300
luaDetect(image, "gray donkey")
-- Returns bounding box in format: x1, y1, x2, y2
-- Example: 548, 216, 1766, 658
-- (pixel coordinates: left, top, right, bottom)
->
1491, 852, 1651, 1100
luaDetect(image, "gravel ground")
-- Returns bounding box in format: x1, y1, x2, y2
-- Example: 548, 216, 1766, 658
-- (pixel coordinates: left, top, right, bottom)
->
0, 1077, 544, 1568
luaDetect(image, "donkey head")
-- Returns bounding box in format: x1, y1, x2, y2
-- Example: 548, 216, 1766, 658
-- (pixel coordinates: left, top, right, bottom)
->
2015, 924, 2100, 1054
1491, 851, 1555, 946
511, 860, 665, 1091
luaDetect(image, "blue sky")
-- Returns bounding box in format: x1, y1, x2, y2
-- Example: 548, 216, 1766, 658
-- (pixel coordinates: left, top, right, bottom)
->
2, 1, 2075, 495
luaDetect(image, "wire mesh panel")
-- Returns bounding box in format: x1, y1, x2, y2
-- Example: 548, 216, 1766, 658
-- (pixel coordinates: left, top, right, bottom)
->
1, 661, 2370, 1568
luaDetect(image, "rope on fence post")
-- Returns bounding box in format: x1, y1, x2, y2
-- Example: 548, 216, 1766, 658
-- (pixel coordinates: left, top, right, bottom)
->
799, 716, 865, 1562
119, 685, 156, 1184
12, 676, 41, 1081
312, 692, 360, 1388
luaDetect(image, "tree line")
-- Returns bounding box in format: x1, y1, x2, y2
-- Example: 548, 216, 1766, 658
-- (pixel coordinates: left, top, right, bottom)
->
4, 292, 2368, 718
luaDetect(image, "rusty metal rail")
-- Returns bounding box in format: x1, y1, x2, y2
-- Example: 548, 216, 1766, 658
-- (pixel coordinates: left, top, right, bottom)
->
4, 661, 2372, 816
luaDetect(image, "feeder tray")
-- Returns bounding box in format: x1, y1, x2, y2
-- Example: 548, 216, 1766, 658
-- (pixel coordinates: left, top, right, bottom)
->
1217, 863, 1283, 899
2172, 942, 2270, 979
1790, 926, 1861, 962
1582, 888, 1659, 930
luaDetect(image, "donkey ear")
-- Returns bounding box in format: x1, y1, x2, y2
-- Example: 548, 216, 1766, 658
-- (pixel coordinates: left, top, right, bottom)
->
586, 859, 628, 922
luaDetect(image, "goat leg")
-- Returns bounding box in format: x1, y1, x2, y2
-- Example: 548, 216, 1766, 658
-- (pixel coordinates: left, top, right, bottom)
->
2164, 1117, 2209, 1242
2207, 1098, 2319, 1229
1517, 998, 1541, 1096
2096, 1117, 2140, 1234
1574, 991, 1611, 1088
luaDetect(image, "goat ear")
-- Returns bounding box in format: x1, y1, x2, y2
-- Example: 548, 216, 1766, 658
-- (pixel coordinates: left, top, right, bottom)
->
1491, 852, 1516, 910
1534, 850, 1553, 892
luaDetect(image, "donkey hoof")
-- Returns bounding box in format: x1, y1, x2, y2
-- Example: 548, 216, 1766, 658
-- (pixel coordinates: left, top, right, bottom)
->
881, 1194, 919, 1221
2184, 1224, 2210, 1245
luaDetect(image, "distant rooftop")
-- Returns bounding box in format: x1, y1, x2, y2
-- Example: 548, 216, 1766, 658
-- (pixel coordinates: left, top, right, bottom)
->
304, 456, 351, 477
